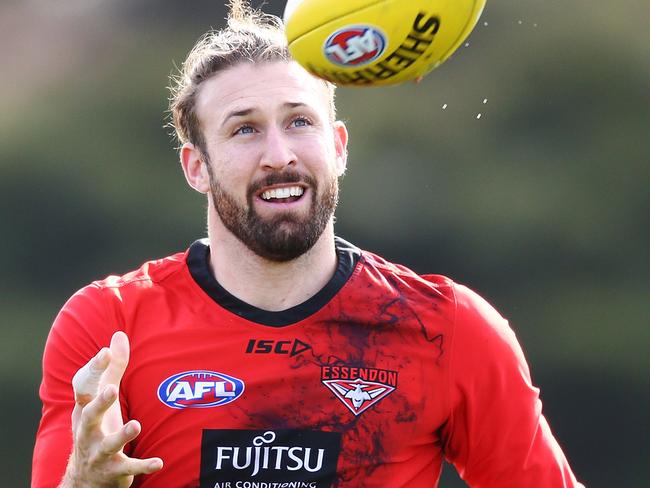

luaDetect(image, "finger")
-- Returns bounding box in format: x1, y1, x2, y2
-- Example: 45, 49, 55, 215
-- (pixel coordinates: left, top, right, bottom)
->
100, 420, 141, 456
72, 347, 111, 405
79, 384, 118, 433
103, 331, 130, 387
100, 332, 131, 432
71, 400, 84, 432
121, 457, 164, 476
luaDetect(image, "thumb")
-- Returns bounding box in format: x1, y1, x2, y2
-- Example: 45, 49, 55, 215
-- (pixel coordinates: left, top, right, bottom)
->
72, 347, 110, 406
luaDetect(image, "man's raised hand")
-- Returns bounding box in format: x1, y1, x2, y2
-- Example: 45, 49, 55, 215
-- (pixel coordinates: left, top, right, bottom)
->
61, 331, 163, 488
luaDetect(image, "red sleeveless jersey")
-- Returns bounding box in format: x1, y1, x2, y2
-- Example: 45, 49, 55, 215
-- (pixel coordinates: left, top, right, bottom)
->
33, 238, 583, 487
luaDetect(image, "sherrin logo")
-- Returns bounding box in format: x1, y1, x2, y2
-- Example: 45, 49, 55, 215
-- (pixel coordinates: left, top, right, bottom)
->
158, 370, 245, 409
323, 25, 387, 66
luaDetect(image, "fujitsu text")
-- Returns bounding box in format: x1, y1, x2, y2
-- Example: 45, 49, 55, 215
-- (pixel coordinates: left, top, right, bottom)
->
214, 432, 325, 478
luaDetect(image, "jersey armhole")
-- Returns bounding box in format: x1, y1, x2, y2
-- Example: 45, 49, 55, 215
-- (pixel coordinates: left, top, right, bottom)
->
442, 281, 459, 457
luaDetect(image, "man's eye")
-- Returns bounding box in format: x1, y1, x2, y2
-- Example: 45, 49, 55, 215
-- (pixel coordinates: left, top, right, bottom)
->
235, 125, 255, 135
291, 117, 311, 128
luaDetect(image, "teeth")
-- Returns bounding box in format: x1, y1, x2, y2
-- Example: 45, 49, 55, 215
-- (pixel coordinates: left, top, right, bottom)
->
261, 186, 304, 200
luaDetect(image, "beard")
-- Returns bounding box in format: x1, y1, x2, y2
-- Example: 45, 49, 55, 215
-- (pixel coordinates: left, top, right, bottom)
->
205, 162, 338, 262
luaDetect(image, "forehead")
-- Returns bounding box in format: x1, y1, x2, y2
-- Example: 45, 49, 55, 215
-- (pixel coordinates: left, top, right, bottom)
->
196, 61, 332, 126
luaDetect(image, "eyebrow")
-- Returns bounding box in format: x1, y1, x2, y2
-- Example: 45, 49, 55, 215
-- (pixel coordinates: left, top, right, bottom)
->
220, 102, 311, 127
220, 108, 253, 127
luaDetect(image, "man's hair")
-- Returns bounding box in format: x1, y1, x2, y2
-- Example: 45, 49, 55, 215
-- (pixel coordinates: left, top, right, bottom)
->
168, 0, 336, 155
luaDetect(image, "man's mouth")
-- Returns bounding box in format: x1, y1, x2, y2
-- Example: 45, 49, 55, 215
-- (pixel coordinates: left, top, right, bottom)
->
259, 185, 305, 203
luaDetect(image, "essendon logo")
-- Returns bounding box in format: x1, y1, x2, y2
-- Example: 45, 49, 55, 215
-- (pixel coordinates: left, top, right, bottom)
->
321, 366, 398, 416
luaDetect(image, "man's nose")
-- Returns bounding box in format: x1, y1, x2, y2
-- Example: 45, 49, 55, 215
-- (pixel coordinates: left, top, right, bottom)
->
260, 127, 297, 170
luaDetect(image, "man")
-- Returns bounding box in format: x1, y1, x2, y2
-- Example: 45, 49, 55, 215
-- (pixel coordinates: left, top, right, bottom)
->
32, 2, 584, 487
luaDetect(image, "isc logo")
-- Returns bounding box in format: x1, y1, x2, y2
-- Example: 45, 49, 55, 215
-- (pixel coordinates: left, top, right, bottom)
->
324, 25, 387, 66
245, 338, 312, 357
157, 370, 245, 409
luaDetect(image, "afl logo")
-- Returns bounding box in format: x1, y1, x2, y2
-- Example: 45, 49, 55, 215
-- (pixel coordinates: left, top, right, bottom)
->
157, 370, 245, 409
324, 25, 387, 66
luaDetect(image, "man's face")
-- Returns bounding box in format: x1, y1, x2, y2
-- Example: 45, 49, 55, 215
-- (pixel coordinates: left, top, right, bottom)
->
194, 61, 347, 262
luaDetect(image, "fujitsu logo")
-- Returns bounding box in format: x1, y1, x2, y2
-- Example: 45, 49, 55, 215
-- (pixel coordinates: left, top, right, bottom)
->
215, 431, 325, 477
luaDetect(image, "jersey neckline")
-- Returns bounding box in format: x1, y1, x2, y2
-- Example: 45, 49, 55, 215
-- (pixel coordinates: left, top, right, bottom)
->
186, 237, 362, 327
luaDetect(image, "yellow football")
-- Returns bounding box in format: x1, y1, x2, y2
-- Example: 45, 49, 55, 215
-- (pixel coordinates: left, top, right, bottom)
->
284, 0, 486, 86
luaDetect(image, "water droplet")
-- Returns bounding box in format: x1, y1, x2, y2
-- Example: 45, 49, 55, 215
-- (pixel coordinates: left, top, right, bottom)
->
464, 42, 470, 47
518, 20, 523, 25
533, 23, 538, 27
476, 113, 482, 119
483, 98, 488, 104
483, 21, 489, 26
442, 104, 448, 110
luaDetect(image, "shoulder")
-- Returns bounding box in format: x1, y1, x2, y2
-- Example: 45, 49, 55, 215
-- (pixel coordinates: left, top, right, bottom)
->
450, 283, 522, 357
445, 282, 531, 400
91, 246, 190, 294
345, 239, 506, 323
53, 244, 193, 333
348, 240, 516, 344
353, 244, 456, 304
451, 283, 511, 334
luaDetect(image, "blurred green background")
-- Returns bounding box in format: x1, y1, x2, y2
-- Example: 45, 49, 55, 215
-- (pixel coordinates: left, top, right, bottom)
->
2, 0, 648, 486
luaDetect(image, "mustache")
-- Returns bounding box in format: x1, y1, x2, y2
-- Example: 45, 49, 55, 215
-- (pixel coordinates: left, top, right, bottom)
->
248, 170, 316, 195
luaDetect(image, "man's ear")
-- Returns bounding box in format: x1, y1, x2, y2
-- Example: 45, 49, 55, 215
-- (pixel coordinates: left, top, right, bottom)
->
333, 121, 348, 177
180, 143, 210, 193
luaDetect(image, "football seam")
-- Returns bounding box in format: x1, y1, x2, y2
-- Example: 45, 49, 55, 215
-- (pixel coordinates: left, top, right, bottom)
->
286, 0, 386, 45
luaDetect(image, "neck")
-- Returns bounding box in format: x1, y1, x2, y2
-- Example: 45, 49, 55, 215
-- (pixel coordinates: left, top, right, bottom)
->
206, 216, 338, 312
